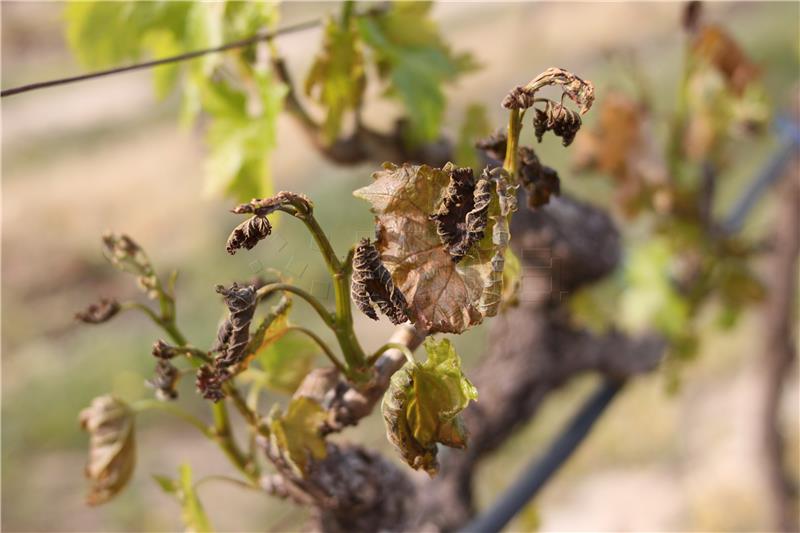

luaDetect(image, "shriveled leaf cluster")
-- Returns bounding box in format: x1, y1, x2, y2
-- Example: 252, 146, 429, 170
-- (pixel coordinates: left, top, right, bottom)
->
354, 162, 516, 333
382, 338, 477, 475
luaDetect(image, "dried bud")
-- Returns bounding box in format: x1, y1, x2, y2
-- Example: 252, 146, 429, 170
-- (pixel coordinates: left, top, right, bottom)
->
503, 67, 595, 115
501, 86, 536, 110
101, 233, 160, 299
151, 339, 180, 360
75, 298, 120, 324
79, 395, 136, 505
213, 283, 257, 369
533, 100, 582, 147
226, 216, 272, 255
196, 364, 227, 402
475, 130, 508, 162
146, 360, 179, 401
430, 166, 491, 262
518, 147, 561, 208
351, 238, 409, 324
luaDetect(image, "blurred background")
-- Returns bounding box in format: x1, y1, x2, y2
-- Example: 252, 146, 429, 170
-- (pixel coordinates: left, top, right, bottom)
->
2, 2, 798, 532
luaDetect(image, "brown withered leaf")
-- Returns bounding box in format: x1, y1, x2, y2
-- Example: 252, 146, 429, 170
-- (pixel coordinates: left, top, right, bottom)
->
572, 91, 668, 217
354, 163, 516, 334
79, 395, 136, 505
691, 25, 759, 96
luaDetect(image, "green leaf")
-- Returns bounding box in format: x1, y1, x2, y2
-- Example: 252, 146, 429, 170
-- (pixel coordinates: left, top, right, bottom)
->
621, 238, 690, 339
202, 72, 287, 201
382, 338, 477, 475
64, 1, 283, 203
269, 397, 327, 477
153, 465, 213, 532
152, 474, 178, 494
305, 14, 366, 144
357, 1, 477, 145
178, 464, 213, 533
64, 2, 190, 68
454, 103, 490, 171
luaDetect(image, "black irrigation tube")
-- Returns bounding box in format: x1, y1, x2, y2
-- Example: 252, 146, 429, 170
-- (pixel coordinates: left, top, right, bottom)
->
460, 116, 800, 533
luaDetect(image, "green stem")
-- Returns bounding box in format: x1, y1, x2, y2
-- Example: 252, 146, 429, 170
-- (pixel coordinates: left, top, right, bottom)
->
367, 342, 417, 367
256, 283, 335, 330
282, 207, 369, 376
119, 301, 162, 326
504, 108, 523, 178
285, 326, 348, 375
211, 398, 259, 482
132, 399, 211, 437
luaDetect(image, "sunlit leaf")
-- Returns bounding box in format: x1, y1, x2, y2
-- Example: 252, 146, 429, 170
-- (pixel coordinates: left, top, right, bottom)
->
305, 14, 366, 144
455, 103, 490, 171
269, 397, 327, 477
64, 1, 283, 203
354, 162, 516, 333
357, 1, 477, 145
382, 338, 477, 475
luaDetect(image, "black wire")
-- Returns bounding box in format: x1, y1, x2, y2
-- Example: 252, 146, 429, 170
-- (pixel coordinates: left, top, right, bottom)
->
459, 380, 624, 533
1, 17, 322, 98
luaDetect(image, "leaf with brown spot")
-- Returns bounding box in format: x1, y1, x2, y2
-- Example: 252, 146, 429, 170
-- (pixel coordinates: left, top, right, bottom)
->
354, 162, 516, 334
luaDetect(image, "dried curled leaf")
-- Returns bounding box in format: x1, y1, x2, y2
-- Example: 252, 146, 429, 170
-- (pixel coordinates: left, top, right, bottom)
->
503, 67, 595, 115
212, 283, 257, 370
304, 14, 366, 144
269, 397, 328, 477
226, 216, 272, 255
519, 147, 561, 209
196, 364, 227, 402
152, 339, 180, 360
381, 338, 477, 476
351, 238, 409, 324
226, 192, 313, 255
146, 360, 179, 401
429, 167, 492, 262
79, 395, 136, 505
533, 100, 582, 147
75, 297, 120, 324
354, 162, 516, 333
